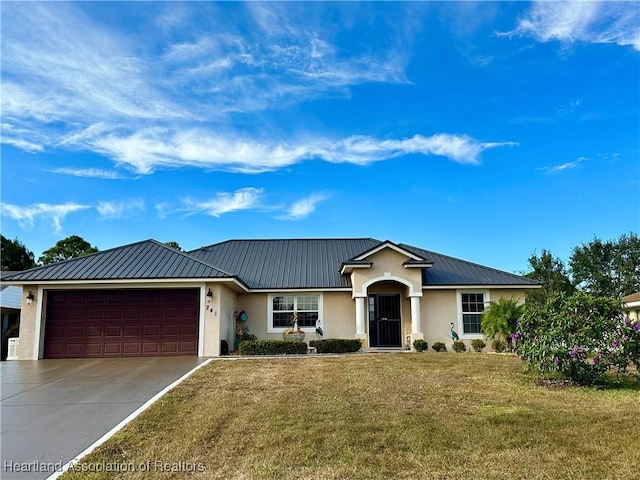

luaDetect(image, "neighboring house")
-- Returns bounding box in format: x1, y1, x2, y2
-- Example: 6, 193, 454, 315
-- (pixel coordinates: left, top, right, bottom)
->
1, 272, 22, 360
622, 292, 640, 321
3, 238, 541, 360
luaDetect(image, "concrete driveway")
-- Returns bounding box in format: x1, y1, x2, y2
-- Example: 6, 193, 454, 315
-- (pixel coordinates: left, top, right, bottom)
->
1, 357, 209, 480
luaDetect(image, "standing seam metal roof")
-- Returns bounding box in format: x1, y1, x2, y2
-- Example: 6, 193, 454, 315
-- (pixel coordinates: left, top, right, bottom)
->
2, 238, 541, 288
2, 240, 233, 281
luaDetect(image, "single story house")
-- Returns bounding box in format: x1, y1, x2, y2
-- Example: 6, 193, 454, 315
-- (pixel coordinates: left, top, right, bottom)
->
3, 238, 541, 359
622, 292, 640, 321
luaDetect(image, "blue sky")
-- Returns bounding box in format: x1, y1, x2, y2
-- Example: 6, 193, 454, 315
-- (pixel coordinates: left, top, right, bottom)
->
1, 1, 638, 274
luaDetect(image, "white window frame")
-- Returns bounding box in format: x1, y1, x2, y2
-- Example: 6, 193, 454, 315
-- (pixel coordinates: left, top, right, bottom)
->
456, 290, 490, 339
267, 293, 324, 333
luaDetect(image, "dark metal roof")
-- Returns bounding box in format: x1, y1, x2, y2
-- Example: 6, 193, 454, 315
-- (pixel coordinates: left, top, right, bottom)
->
2, 240, 233, 282
399, 244, 542, 286
2, 238, 540, 289
189, 238, 382, 289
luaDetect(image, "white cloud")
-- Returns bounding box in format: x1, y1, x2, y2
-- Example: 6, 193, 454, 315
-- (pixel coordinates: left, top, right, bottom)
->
83, 129, 516, 174
0, 202, 91, 233
182, 188, 264, 217
50, 168, 126, 179
537, 156, 587, 173
277, 193, 329, 221
97, 200, 145, 220
503, 1, 640, 50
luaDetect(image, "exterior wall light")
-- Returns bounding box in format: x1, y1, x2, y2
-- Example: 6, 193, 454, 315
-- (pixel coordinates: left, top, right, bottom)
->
26, 291, 35, 305
206, 288, 213, 301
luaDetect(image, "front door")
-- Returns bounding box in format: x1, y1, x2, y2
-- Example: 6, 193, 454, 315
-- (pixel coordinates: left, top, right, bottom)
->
368, 293, 402, 347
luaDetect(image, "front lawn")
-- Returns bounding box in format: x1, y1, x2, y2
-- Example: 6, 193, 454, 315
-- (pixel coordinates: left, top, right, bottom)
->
62, 353, 640, 480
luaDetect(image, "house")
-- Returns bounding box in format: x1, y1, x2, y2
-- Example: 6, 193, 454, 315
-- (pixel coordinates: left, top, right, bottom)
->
1, 273, 22, 360
3, 238, 541, 359
622, 292, 640, 321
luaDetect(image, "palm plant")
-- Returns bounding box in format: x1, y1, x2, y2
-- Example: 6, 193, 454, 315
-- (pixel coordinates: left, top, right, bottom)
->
480, 297, 524, 341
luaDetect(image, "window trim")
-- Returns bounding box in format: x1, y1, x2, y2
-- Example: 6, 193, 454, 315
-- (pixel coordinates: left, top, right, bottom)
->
456, 290, 490, 339
267, 292, 324, 333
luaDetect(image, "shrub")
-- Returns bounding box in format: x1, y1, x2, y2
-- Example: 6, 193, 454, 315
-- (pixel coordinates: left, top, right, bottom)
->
309, 339, 362, 353
452, 340, 467, 353
239, 340, 307, 355
518, 292, 639, 385
480, 297, 523, 341
471, 339, 486, 353
492, 339, 506, 353
412, 339, 428, 352
432, 342, 447, 352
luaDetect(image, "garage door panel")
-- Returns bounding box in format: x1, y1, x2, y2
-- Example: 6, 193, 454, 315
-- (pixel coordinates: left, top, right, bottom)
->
45, 289, 199, 358
143, 343, 161, 354
104, 344, 121, 355
124, 326, 141, 337
67, 326, 85, 337
85, 344, 103, 355
86, 326, 103, 337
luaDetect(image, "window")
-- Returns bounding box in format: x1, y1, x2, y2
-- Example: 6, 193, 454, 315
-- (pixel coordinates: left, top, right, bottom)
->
461, 292, 485, 335
269, 294, 322, 331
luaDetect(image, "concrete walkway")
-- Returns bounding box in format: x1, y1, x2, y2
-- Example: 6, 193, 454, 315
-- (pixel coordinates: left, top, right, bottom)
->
1, 357, 209, 480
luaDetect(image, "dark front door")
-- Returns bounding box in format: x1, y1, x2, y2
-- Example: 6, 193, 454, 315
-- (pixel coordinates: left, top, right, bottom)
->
368, 293, 402, 347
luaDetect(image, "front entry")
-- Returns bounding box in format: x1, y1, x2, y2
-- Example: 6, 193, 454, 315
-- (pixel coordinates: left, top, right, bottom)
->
368, 293, 402, 347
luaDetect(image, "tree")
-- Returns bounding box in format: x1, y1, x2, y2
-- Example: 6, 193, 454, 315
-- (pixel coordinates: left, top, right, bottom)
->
524, 249, 575, 306
165, 241, 182, 251
480, 297, 524, 341
38, 235, 99, 265
569, 232, 640, 298
1, 235, 36, 271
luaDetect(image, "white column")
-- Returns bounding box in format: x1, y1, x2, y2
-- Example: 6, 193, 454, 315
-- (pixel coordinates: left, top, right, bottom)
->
410, 296, 421, 334
355, 296, 366, 335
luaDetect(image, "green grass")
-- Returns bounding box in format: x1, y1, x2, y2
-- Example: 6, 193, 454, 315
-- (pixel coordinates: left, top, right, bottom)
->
61, 353, 640, 480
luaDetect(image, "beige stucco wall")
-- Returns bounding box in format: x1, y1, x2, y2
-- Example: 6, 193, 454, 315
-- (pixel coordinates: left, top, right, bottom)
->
16, 286, 40, 359
202, 283, 238, 356
236, 291, 356, 344
421, 288, 528, 351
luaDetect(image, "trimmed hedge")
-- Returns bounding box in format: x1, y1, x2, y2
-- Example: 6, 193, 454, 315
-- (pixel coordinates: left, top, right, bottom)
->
432, 342, 447, 352
309, 338, 362, 353
452, 340, 467, 353
412, 339, 428, 352
239, 340, 308, 355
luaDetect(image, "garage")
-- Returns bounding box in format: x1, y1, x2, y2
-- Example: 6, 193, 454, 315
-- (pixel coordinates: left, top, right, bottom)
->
44, 289, 199, 358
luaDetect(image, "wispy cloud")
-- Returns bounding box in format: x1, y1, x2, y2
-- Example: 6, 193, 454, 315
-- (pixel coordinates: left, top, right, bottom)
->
1, 2, 410, 166
0, 202, 91, 233
277, 193, 329, 221
97, 200, 145, 220
501, 1, 640, 50
50, 168, 127, 179
537, 156, 587, 174
182, 188, 265, 217
85, 130, 516, 174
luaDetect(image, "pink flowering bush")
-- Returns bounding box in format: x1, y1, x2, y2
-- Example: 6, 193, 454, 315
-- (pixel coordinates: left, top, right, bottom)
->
518, 292, 639, 385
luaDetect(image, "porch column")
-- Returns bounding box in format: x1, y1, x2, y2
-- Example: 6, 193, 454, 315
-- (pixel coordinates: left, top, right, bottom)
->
409, 295, 424, 348
355, 296, 366, 335
410, 296, 421, 333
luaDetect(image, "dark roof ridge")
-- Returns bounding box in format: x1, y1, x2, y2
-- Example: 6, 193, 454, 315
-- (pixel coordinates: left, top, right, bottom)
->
399, 243, 542, 284
190, 237, 382, 252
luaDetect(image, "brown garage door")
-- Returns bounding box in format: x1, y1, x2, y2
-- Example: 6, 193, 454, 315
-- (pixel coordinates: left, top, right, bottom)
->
44, 289, 199, 358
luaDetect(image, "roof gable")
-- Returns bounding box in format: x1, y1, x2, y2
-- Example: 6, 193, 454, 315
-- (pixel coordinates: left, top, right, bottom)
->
3, 240, 233, 282
351, 240, 429, 262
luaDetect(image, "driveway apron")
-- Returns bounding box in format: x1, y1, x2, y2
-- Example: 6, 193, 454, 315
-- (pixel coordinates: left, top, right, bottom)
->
1, 357, 208, 480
